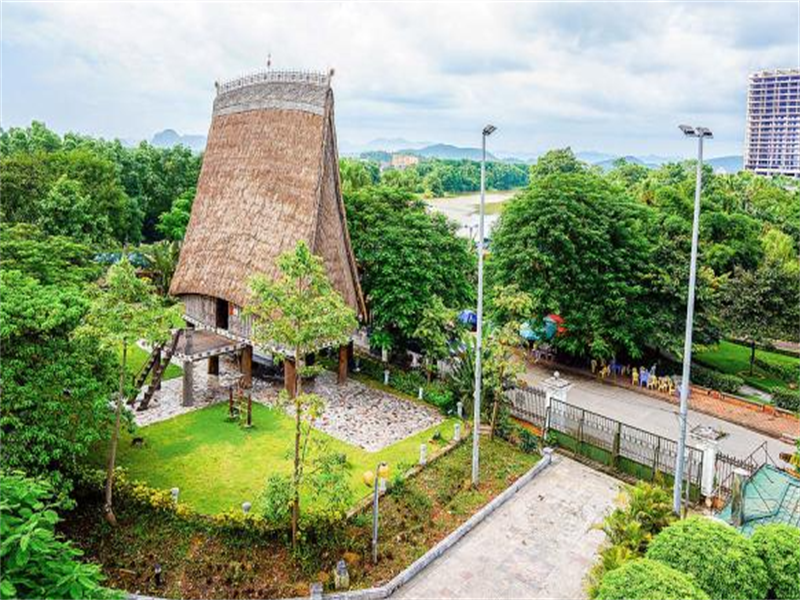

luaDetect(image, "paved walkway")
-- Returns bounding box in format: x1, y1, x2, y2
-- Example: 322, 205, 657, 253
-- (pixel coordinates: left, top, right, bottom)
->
524, 365, 796, 462
394, 456, 620, 600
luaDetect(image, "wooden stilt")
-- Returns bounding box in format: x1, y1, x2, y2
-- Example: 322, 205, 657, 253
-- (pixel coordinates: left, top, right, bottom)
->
284, 358, 297, 398
208, 355, 220, 376
182, 330, 194, 407
241, 346, 252, 389
338, 345, 348, 385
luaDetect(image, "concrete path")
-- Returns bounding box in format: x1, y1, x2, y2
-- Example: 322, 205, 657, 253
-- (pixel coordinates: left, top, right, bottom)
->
524, 365, 795, 462
394, 456, 620, 599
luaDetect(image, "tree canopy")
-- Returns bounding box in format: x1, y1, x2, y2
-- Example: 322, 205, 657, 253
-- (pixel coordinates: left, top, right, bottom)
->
343, 185, 476, 349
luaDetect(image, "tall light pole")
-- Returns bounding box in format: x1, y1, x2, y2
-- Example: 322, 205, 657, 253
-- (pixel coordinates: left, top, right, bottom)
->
673, 124, 713, 515
472, 124, 496, 487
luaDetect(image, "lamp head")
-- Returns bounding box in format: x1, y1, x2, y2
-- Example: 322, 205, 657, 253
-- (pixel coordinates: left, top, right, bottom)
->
483, 124, 497, 137
679, 124, 713, 138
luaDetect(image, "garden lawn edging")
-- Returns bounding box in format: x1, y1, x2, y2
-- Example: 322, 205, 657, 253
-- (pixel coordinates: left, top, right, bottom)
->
128, 448, 555, 600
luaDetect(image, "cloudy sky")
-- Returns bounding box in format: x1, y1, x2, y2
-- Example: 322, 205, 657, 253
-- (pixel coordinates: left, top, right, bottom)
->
2, 1, 798, 157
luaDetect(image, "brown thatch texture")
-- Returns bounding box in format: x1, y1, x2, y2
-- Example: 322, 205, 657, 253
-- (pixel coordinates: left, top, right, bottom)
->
170, 75, 365, 318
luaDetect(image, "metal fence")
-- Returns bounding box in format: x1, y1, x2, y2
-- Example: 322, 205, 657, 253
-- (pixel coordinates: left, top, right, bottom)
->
507, 386, 704, 492
714, 441, 770, 503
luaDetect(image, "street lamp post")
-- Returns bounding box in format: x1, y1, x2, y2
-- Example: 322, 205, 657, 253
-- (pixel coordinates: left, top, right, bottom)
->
472, 124, 496, 487
673, 124, 713, 515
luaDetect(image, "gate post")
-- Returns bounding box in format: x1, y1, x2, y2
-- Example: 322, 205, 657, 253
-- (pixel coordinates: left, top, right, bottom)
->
698, 440, 718, 499
543, 390, 553, 438
612, 422, 622, 469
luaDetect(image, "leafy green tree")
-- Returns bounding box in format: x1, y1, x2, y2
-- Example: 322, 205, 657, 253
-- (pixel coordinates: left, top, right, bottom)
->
0, 224, 101, 287
77, 258, 180, 524
344, 185, 475, 348
529, 148, 588, 179
719, 264, 800, 373
490, 169, 658, 359
0, 471, 122, 600
156, 189, 195, 241
413, 296, 457, 382
37, 176, 112, 244
339, 158, 376, 194
0, 271, 117, 493
246, 241, 357, 547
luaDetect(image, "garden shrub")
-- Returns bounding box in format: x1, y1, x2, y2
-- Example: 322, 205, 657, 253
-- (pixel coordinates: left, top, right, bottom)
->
353, 352, 457, 413
595, 559, 709, 600
645, 516, 769, 600
256, 474, 293, 529
750, 523, 800, 600
691, 364, 744, 394
0, 471, 122, 600
518, 427, 539, 454
773, 388, 800, 412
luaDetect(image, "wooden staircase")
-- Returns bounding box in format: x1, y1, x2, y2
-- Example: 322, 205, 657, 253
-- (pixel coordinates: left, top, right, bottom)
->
132, 330, 182, 411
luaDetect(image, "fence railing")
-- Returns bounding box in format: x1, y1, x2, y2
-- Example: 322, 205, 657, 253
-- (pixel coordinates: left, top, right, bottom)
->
713, 441, 772, 504
507, 386, 704, 494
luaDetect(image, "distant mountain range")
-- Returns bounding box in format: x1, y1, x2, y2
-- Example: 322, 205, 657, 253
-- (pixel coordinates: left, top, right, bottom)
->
147, 130, 742, 173
151, 129, 207, 152
591, 153, 743, 173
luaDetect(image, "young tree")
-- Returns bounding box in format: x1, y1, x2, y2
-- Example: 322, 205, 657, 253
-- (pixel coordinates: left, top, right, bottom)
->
77, 258, 180, 524
485, 285, 532, 437
246, 241, 357, 547
413, 296, 456, 382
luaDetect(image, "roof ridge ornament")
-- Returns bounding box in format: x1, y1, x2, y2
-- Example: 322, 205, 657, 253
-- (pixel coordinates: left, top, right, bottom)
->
217, 69, 331, 95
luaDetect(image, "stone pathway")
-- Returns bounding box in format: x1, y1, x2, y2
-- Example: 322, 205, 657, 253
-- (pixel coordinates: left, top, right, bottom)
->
131, 358, 442, 451
393, 455, 620, 599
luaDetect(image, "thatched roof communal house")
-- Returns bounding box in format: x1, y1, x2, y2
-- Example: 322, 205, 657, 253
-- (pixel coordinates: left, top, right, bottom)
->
169, 69, 366, 403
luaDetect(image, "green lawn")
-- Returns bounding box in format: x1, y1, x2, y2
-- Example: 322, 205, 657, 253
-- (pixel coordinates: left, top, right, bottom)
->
120, 343, 182, 382
110, 403, 459, 514
695, 340, 799, 394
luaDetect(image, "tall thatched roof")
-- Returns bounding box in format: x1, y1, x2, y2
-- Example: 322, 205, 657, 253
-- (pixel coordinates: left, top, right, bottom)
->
170, 70, 366, 317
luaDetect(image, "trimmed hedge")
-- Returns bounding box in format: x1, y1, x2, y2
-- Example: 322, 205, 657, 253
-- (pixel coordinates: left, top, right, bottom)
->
754, 356, 800, 387
772, 388, 800, 413
691, 364, 744, 394
751, 523, 800, 600
596, 559, 709, 600
646, 517, 769, 600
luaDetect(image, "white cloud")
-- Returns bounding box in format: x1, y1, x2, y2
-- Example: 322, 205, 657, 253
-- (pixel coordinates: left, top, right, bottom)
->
2, 1, 797, 156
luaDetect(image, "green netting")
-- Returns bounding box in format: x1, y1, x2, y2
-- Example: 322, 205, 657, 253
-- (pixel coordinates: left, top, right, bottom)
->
719, 465, 800, 535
